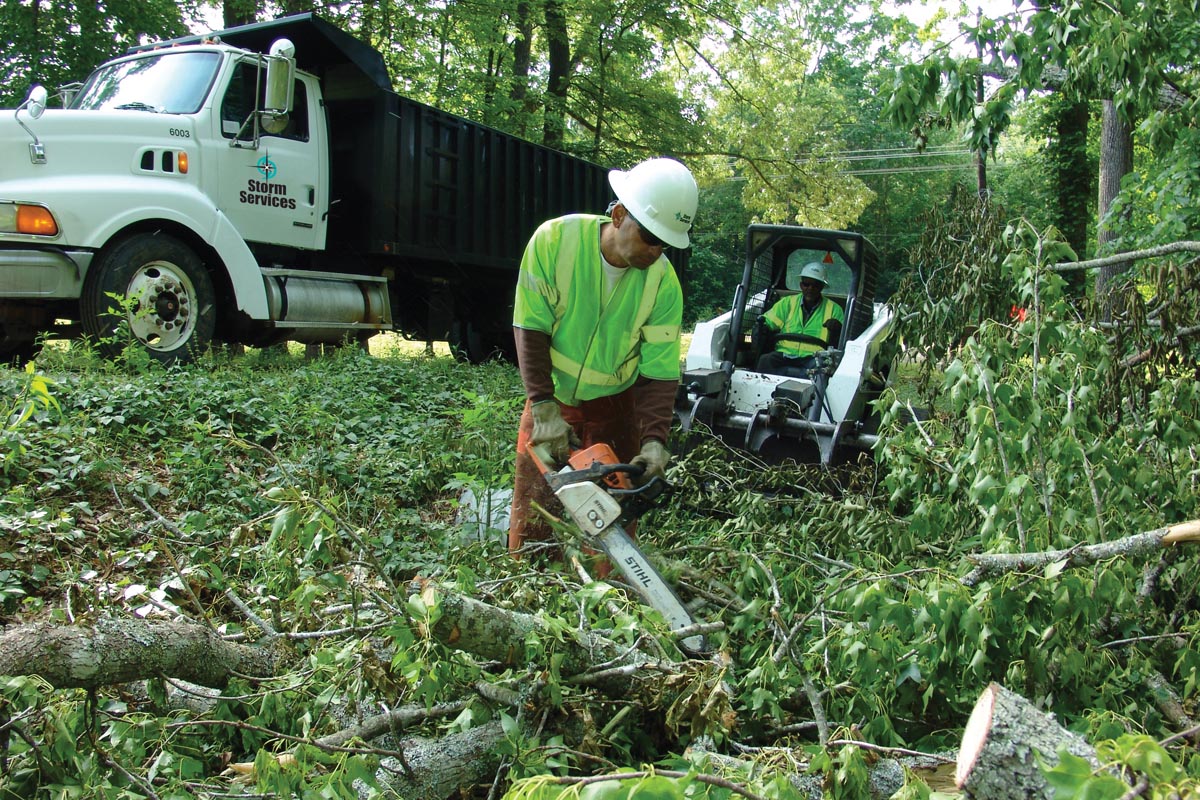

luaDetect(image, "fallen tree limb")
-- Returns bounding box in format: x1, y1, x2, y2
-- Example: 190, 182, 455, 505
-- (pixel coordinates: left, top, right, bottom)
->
316, 698, 471, 750
961, 520, 1200, 587
1053, 241, 1200, 273
1145, 671, 1199, 742
371, 719, 507, 800
0, 618, 277, 689
218, 718, 510, 800
532, 767, 770, 800
690, 740, 952, 799
317, 680, 522, 751
409, 579, 675, 694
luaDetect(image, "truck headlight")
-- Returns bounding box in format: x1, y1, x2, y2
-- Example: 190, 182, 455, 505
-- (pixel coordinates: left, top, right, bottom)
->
0, 202, 59, 236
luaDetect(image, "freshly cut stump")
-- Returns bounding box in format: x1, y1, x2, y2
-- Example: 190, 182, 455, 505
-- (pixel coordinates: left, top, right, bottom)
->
956, 682, 1100, 799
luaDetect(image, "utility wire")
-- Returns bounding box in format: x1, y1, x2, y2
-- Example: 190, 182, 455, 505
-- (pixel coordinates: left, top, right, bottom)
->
848, 162, 1008, 175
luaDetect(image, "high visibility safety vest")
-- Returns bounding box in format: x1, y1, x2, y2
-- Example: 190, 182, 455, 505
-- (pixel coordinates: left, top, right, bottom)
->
513, 214, 683, 405
762, 295, 844, 357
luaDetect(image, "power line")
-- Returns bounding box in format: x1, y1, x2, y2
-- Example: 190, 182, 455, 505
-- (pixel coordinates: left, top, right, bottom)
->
848, 162, 1007, 176
814, 148, 977, 164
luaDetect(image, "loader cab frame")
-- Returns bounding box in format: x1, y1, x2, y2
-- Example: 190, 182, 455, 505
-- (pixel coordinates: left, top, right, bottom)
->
724, 226, 881, 371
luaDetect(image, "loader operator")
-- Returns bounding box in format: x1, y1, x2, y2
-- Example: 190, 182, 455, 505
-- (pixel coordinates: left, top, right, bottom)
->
755, 261, 844, 377
507, 157, 699, 556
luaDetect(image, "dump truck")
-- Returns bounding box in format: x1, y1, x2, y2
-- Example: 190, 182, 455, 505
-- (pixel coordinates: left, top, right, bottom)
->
676, 225, 897, 464
0, 13, 617, 364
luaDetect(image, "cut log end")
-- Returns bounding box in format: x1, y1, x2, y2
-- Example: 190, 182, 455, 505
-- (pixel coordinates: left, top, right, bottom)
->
1163, 519, 1200, 544
955, 683, 1100, 800
956, 682, 999, 788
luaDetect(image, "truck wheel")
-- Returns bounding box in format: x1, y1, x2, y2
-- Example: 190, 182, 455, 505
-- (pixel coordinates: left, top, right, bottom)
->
82, 234, 216, 365
448, 319, 483, 363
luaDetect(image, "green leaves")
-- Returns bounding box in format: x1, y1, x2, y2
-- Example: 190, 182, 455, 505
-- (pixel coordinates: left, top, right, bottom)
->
1041, 738, 1200, 800
0, 0, 190, 106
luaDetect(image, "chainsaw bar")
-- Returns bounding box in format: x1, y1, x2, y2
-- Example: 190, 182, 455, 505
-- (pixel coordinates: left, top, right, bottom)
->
552, 476, 705, 654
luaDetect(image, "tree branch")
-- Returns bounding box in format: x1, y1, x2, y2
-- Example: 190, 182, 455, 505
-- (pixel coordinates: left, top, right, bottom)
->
961, 520, 1200, 587
0, 618, 277, 690
1053, 241, 1200, 273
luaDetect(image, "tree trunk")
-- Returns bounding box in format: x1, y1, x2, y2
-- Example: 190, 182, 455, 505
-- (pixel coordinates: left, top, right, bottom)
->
592, 49, 610, 160
1095, 99, 1134, 314
28, 0, 42, 80
277, 0, 315, 13
974, 27, 987, 199
542, 0, 570, 149
223, 0, 259, 28
1047, 97, 1092, 295
0, 618, 277, 690
956, 683, 1101, 799
508, 1, 534, 136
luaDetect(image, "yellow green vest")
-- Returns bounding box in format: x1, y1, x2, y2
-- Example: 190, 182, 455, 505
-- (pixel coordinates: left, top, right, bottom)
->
763, 295, 844, 356
513, 215, 682, 405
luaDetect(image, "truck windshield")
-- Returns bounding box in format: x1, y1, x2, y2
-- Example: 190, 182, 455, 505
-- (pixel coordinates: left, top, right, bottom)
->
72, 51, 221, 114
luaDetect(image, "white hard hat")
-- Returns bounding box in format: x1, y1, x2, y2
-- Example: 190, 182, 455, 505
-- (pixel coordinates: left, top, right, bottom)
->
799, 262, 829, 286
608, 157, 698, 249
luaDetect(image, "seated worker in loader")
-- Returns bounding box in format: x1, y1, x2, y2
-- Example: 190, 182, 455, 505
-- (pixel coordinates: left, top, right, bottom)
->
755, 261, 843, 377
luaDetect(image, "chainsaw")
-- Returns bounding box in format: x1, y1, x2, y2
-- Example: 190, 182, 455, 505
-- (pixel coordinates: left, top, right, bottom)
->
527, 441, 705, 654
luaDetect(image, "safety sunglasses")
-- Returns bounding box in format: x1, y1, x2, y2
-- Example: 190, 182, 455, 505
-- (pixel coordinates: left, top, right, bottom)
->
800, 280, 822, 289
627, 213, 666, 248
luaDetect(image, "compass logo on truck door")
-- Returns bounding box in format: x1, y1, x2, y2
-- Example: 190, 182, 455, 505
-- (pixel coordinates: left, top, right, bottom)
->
254, 155, 277, 180
240, 151, 296, 209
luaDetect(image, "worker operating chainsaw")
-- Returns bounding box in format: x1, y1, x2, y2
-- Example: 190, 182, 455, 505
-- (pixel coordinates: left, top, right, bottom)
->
507, 157, 699, 559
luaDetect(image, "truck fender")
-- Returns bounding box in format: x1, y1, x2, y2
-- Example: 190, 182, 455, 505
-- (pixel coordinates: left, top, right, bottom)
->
200, 209, 270, 319
48, 175, 270, 319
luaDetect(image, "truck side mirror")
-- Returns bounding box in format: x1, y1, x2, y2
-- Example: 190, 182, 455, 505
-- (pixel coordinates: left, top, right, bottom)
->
22, 85, 48, 119
16, 85, 48, 163
262, 38, 295, 134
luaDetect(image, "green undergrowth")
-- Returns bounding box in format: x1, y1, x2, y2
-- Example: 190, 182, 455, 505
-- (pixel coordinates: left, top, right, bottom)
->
2, 224, 1200, 800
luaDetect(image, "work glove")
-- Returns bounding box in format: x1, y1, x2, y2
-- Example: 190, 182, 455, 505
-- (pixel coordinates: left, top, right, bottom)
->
530, 400, 578, 464
631, 439, 670, 484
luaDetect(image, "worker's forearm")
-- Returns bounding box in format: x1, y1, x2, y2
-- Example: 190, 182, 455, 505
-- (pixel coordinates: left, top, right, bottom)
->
634, 377, 678, 444
513, 327, 555, 403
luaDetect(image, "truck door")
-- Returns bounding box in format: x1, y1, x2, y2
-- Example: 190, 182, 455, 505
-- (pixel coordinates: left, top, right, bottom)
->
214, 60, 325, 251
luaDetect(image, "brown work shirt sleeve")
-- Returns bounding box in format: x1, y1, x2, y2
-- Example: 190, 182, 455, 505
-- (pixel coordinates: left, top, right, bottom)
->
513, 326, 555, 403
634, 376, 678, 445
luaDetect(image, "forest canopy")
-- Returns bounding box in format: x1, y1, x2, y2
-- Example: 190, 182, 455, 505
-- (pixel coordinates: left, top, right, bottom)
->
16, 0, 1195, 310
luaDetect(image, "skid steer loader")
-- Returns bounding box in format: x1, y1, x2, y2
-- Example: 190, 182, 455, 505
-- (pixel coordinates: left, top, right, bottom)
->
676, 225, 898, 465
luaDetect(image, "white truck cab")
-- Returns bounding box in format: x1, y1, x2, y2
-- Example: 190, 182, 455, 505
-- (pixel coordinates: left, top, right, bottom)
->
0, 32, 381, 363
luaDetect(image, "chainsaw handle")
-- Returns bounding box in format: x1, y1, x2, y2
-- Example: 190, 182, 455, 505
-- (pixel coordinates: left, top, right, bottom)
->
564, 460, 646, 485
527, 440, 641, 479
608, 473, 666, 497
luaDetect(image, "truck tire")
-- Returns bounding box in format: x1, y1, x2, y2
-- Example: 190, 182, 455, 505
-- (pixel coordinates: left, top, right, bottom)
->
82, 233, 216, 365
448, 319, 484, 364
449, 319, 514, 364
